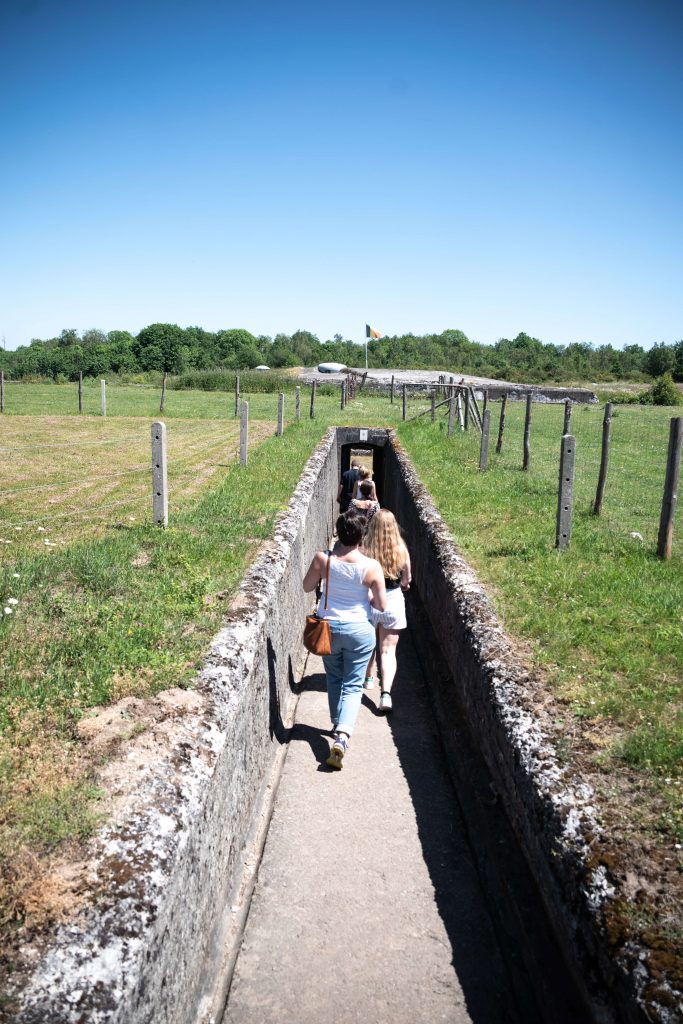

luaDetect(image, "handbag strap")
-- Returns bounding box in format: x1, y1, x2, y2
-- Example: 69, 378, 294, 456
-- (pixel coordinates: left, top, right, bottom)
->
323, 550, 332, 610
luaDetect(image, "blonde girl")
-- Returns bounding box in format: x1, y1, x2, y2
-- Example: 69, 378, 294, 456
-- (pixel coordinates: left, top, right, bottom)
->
362, 510, 411, 712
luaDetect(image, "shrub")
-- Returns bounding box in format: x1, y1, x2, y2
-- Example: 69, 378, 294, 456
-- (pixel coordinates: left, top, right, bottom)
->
638, 373, 681, 407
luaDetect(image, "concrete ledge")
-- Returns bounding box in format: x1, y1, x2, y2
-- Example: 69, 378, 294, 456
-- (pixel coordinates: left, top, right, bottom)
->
11, 430, 340, 1024
382, 434, 669, 1024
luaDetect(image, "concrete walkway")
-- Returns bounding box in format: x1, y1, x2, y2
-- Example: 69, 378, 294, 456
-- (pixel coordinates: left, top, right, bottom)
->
222, 627, 527, 1024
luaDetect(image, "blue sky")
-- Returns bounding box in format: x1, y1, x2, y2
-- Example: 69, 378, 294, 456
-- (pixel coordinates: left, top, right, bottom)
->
1, 0, 681, 351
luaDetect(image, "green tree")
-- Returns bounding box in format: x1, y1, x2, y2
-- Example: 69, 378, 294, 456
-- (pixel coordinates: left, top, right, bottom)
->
132, 323, 186, 373
643, 342, 675, 378
641, 373, 681, 406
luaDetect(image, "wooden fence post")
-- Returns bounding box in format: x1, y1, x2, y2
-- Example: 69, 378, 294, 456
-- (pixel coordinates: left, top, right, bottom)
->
78, 371, 83, 414
295, 386, 301, 420
402, 384, 407, 421
592, 403, 613, 516
277, 392, 284, 436
390, 374, 395, 404
479, 409, 491, 471
240, 400, 249, 464
496, 393, 508, 453
431, 389, 436, 422
310, 381, 317, 419
456, 391, 464, 430
1, 371, 4, 414
483, 390, 489, 416
151, 421, 168, 528
468, 387, 483, 430
523, 393, 533, 470
657, 417, 683, 560
447, 393, 455, 437
563, 399, 572, 435
556, 434, 576, 550
234, 374, 240, 417
160, 371, 167, 413
464, 388, 470, 430
341, 381, 346, 410
100, 379, 107, 417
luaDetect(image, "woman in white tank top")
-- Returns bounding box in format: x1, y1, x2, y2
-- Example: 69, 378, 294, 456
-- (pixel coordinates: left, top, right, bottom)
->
303, 511, 387, 769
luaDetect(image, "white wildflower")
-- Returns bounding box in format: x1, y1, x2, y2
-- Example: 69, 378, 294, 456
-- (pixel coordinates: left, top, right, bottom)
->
12, 573, 20, 578
7, 598, 18, 606
629, 532, 644, 542
3, 607, 12, 615
37, 526, 46, 532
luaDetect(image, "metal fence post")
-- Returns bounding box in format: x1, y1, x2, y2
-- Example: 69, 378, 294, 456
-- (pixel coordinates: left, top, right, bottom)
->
592, 403, 613, 516
240, 400, 249, 464
556, 434, 576, 550
151, 421, 168, 528
496, 393, 508, 453
277, 392, 284, 435
479, 409, 491, 470
523, 393, 533, 470
658, 417, 683, 560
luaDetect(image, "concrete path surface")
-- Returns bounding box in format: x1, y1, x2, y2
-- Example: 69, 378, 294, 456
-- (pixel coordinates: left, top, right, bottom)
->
222, 628, 527, 1024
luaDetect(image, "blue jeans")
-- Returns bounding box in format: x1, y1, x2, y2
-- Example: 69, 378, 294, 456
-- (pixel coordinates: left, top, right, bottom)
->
323, 619, 376, 736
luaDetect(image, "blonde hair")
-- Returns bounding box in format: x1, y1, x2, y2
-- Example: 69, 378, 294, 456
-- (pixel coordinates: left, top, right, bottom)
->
363, 509, 406, 579
358, 465, 371, 480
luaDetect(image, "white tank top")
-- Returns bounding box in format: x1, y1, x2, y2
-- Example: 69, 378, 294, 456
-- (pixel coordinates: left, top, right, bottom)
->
317, 554, 372, 622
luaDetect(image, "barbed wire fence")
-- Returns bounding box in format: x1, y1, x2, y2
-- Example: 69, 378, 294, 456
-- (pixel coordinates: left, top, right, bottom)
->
410, 391, 682, 560
0, 418, 257, 549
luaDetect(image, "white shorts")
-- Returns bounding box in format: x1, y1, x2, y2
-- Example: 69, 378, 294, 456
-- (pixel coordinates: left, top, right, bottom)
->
371, 586, 406, 631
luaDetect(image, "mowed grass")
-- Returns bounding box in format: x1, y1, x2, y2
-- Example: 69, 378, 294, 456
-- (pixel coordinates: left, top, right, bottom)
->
398, 399, 683, 839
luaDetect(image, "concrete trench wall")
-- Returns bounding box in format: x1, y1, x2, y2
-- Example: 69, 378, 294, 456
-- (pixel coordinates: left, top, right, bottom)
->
13, 425, 651, 1022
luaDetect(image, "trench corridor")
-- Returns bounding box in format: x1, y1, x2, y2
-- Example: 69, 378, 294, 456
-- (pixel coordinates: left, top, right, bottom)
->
221, 618, 536, 1024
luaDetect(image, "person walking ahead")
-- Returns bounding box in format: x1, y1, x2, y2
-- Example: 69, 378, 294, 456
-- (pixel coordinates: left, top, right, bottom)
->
303, 511, 386, 769
337, 459, 360, 513
362, 509, 411, 712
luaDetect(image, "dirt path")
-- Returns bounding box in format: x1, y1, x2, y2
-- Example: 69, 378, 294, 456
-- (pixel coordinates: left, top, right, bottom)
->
222, 630, 531, 1024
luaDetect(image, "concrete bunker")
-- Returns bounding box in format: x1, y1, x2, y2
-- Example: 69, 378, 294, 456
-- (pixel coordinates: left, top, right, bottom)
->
11, 427, 653, 1023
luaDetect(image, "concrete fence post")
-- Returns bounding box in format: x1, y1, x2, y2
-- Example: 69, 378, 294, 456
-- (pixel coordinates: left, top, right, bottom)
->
658, 417, 683, 560
277, 393, 284, 436
556, 434, 576, 550
151, 421, 168, 528
295, 386, 301, 421
234, 374, 240, 418
100, 379, 107, 417
563, 399, 572, 436
496, 393, 508, 453
310, 381, 317, 419
160, 371, 167, 414
78, 371, 83, 414
523, 393, 533, 470
479, 409, 491, 471
240, 401, 249, 465
592, 402, 613, 516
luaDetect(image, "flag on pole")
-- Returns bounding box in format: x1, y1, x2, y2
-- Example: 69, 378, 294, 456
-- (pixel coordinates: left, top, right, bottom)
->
365, 324, 382, 339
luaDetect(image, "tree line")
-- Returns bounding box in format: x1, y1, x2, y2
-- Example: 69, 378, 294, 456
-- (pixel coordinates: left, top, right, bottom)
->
1, 324, 682, 384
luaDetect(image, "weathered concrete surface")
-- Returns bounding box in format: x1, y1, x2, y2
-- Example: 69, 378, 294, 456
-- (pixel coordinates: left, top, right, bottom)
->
381, 434, 667, 1023
223, 633, 527, 1024
9, 430, 342, 1024
300, 367, 597, 404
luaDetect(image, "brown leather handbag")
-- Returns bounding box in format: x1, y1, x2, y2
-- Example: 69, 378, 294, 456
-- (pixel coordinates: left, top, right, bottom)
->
303, 553, 332, 656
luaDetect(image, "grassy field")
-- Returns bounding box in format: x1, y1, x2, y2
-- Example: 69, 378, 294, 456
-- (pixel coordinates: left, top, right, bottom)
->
0, 381, 681, 938
399, 398, 683, 840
